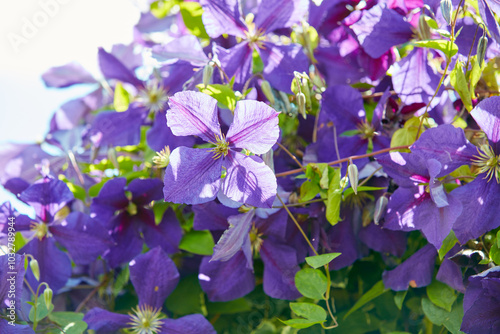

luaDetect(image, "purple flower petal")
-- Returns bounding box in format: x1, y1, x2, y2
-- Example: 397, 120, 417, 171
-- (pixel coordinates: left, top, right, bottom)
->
167, 91, 221, 143
470, 96, 500, 144
322, 85, 365, 134
215, 43, 253, 91
161, 314, 216, 334
451, 177, 500, 244
163, 147, 223, 205
436, 258, 465, 293
105, 213, 144, 268
0, 254, 25, 308
211, 210, 254, 262
127, 178, 163, 206
147, 111, 196, 152
255, 0, 308, 33
260, 240, 301, 300
377, 152, 429, 187
359, 223, 407, 257
22, 237, 72, 293
327, 219, 362, 270
19, 177, 74, 223
392, 48, 442, 106
50, 212, 114, 265
151, 35, 209, 66
83, 307, 130, 333
350, 4, 413, 58
382, 244, 437, 291
0, 202, 33, 232
141, 208, 182, 254
226, 100, 280, 154
130, 247, 179, 309
222, 151, 277, 208
200, 0, 248, 38
90, 178, 129, 224
41, 62, 96, 88
199, 251, 255, 301
0, 322, 35, 334
258, 42, 308, 93
193, 202, 236, 230
98, 47, 143, 87
478, 0, 500, 44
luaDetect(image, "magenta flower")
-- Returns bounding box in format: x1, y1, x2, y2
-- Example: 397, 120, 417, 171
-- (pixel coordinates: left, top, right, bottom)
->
163, 91, 279, 208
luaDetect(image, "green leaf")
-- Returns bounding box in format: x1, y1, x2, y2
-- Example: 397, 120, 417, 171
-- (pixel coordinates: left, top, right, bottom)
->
426, 280, 457, 312
425, 17, 439, 30
112, 266, 130, 297
326, 167, 342, 225
421, 298, 464, 334
469, 56, 484, 98
29, 296, 54, 323
439, 230, 458, 260
295, 268, 328, 300
344, 281, 389, 319
390, 117, 421, 149
14, 232, 27, 253
490, 240, 500, 265
113, 82, 130, 112
179, 230, 214, 255
252, 49, 264, 74
305, 253, 341, 269
166, 275, 203, 315
394, 290, 407, 310
179, 2, 209, 39
290, 302, 327, 322
343, 186, 386, 197
281, 318, 325, 329
300, 180, 320, 202
48, 312, 88, 334
207, 298, 252, 315
150, 0, 178, 19
197, 84, 237, 111
450, 61, 473, 112
413, 39, 458, 58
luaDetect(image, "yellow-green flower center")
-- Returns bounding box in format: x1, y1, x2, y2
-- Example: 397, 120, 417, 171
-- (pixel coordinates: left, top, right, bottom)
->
210, 134, 230, 160
138, 82, 169, 113
356, 121, 376, 140
128, 305, 165, 334
472, 144, 500, 183
30, 222, 48, 240
249, 224, 264, 255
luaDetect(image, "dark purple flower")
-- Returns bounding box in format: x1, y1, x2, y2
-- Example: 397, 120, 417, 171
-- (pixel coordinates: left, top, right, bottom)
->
461, 266, 500, 333
84, 247, 216, 334
91, 177, 182, 268
163, 91, 279, 208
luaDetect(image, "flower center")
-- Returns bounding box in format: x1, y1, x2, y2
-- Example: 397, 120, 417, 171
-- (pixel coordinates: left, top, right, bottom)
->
138, 81, 169, 113
30, 222, 48, 240
356, 121, 376, 140
210, 134, 229, 160
243, 13, 265, 48
472, 144, 500, 183
128, 305, 165, 334
249, 224, 263, 255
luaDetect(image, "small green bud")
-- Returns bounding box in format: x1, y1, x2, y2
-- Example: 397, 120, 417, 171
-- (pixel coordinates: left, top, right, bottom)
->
418, 14, 431, 40
260, 80, 275, 105
202, 61, 215, 88
374, 196, 389, 225
107, 147, 119, 170
30, 259, 40, 281
43, 287, 53, 309
340, 176, 349, 189
477, 35, 488, 68
440, 0, 452, 26
348, 163, 359, 194
296, 92, 307, 119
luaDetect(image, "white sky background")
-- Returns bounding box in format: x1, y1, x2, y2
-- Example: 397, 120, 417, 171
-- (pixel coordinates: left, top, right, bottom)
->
0, 0, 142, 209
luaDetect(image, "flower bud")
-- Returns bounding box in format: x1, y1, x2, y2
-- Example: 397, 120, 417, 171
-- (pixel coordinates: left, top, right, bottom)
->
348, 163, 359, 194
374, 196, 389, 225
440, 0, 452, 26
44, 287, 53, 309
30, 259, 40, 281
296, 92, 307, 119
477, 35, 488, 68
261, 80, 275, 105
340, 176, 349, 189
202, 62, 214, 88
418, 14, 431, 40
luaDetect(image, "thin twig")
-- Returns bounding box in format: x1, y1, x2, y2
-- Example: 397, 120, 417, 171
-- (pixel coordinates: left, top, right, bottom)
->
277, 142, 304, 169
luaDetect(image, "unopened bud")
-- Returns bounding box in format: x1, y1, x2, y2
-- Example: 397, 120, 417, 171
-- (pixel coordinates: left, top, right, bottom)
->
348, 163, 359, 194
440, 0, 452, 26
374, 196, 389, 225
44, 287, 53, 309
202, 62, 214, 88
152, 146, 171, 168
107, 147, 119, 170
340, 176, 349, 189
261, 80, 275, 105
296, 92, 306, 119
477, 35, 488, 68
418, 14, 431, 40
30, 259, 40, 281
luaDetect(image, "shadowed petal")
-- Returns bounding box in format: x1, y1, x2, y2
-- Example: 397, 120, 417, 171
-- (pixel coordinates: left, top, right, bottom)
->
105, 213, 144, 268
200, 0, 247, 38
211, 210, 254, 262
83, 308, 130, 333
227, 100, 280, 154
161, 314, 216, 334
147, 111, 195, 152
255, 0, 308, 33
167, 92, 221, 143
199, 252, 255, 301
90, 178, 128, 224
258, 43, 309, 93
478, 0, 500, 44
222, 152, 277, 208
128, 178, 163, 206
130, 247, 180, 309
215, 43, 253, 91
359, 223, 407, 257
141, 208, 182, 254
88, 108, 147, 147
470, 96, 500, 145
377, 152, 429, 187
0, 254, 25, 308
163, 147, 223, 205
98, 47, 143, 87
382, 244, 437, 291
322, 85, 365, 133
193, 202, 236, 230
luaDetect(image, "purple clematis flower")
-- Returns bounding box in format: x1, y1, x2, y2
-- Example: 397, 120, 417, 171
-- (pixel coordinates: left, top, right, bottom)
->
163, 91, 279, 208
84, 247, 216, 334
200, 0, 309, 92
461, 266, 500, 333
91, 177, 182, 268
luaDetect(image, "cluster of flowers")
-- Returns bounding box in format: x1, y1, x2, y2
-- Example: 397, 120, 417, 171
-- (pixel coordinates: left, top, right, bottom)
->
1, 0, 500, 333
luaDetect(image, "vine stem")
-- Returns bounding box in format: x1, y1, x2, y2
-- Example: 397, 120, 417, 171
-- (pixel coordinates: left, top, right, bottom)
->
276, 142, 304, 169
275, 145, 410, 178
